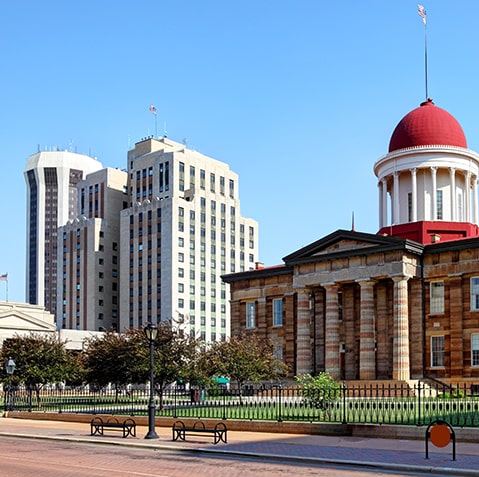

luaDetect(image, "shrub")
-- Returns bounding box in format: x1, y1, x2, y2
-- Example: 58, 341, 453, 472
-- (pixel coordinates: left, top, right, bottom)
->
296, 372, 341, 410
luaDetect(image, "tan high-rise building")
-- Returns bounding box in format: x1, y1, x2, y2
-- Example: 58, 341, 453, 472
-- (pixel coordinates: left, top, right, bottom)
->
24, 150, 103, 315
57, 167, 128, 331
120, 137, 258, 341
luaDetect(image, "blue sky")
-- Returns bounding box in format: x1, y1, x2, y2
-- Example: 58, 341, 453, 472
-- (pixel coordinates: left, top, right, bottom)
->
1, 1, 478, 303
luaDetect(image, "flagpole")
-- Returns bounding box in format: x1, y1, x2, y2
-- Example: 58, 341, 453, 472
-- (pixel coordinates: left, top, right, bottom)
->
418, 5, 428, 100
424, 18, 428, 100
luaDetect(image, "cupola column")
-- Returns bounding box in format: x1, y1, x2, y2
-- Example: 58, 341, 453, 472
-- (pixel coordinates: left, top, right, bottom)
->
473, 175, 479, 224
466, 171, 472, 222
393, 172, 399, 224
381, 178, 388, 227
378, 182, 383, 228
431, 167, 437, 220
410, 168, 417, 222
392, 276, 410, 381
450, 168, 456, 221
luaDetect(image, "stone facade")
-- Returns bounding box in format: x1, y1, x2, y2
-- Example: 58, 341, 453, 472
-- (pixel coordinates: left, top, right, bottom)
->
224, 229, 479, 383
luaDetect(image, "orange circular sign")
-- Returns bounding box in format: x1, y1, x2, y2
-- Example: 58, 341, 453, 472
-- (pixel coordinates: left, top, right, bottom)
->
430, 424, 451, 448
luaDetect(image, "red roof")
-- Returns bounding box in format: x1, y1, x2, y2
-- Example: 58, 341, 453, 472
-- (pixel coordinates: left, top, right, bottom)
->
388, 99, 467, 152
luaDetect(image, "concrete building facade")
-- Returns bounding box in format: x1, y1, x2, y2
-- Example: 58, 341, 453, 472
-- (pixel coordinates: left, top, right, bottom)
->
24, 151, 103, 315
57, 168, 128, 331
119, 137, 258, 340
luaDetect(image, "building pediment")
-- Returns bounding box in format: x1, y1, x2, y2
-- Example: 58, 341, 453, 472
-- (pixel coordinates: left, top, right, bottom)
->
0, 310, 56, 332
283, 229, 423, 265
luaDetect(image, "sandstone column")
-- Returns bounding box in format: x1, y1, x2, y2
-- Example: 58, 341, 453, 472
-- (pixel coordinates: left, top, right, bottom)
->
358, 279, 376, 379
392, 276, 410, 380
324, 283, 340, 379
296, 289, 312, 375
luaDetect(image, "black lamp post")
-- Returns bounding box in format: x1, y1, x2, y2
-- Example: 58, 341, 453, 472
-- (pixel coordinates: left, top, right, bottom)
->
144, 323, 159, 439
4, 357, 16, 412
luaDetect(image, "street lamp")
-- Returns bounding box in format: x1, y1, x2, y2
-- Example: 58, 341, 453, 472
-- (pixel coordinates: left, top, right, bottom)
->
4, 357, 16, 412
144, 323, 159, 439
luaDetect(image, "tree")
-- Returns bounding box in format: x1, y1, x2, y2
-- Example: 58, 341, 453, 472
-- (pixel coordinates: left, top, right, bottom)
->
0, 333, 73, 405
82, 325, 204, 408
127, 324, 203, 408
205, 334, 288, 398
82, 330, 136, 400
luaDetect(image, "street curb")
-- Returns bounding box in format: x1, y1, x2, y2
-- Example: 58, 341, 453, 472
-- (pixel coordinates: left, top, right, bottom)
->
0, 431, 475, 477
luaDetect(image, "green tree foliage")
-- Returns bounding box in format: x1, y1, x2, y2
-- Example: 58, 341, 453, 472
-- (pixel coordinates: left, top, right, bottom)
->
128, 324, 204, 408
82, 331, 136, 398
296, 372, 341, 410
0, 333, 73, 403
205, 334, 288, 395
82, 324, 205, 408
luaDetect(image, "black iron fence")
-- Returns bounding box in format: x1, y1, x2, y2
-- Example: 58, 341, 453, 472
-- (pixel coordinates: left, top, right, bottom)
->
4, 381, 479, 427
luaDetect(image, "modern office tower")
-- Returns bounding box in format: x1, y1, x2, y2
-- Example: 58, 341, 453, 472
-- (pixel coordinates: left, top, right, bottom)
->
119, 137, 258, 341
57, 167, 128, 331
24, 151, 103, 315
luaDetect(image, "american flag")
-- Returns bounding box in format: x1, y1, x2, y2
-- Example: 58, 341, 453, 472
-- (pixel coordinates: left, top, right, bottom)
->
149, 104, 157, 115
0, 273, 7, 281
417, 4, 426, 25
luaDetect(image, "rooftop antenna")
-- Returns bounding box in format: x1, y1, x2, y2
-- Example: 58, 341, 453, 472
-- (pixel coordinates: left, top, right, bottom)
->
351, 211, 355, 232
417, 4, 428, 100
163, 121, 168, 138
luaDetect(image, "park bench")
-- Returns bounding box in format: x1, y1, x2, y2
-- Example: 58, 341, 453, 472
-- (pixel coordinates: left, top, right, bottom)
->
172, 420, 227, 444
90, 417, 136, 438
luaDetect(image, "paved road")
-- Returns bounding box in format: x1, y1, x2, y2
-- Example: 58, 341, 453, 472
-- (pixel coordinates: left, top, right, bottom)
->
0, 436, 455, 477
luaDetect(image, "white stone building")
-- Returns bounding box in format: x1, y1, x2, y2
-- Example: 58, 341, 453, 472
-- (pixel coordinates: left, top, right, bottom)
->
120, 137, 258, 340
57, 168, 128, 331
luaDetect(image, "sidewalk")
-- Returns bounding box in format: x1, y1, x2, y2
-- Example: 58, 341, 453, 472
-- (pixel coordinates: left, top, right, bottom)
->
1, 416, 478, 476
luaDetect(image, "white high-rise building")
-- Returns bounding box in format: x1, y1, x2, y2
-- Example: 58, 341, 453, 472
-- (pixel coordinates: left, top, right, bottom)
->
119, 137, 258, 341
57, 167, 128, 331
24, 150, 103, 315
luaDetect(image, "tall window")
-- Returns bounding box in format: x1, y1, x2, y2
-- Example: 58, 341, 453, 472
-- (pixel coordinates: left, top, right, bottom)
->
430, 281, 444, 314
436, 190, 443, 220
457, 191, 464, 221
408, 192, 413, 222
273, 298, 283, 326
471, 277, 479, 310
472, 334, 479, 366
431, 336, 445, 367
273, 344, 283, 361
246, 302, 255, 329
338, 291, 343, 321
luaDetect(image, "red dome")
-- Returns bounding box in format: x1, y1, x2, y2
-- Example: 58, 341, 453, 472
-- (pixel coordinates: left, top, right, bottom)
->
388, 99, 467, 152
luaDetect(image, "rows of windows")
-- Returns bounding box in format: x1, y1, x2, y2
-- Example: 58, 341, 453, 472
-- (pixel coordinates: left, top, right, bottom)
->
245, 299, 283, 329
429, 277, 479, 314
406, 188, 468, 223
61, 229, 118, 329
430, 334, 479, 368
132, 162, 236, 200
